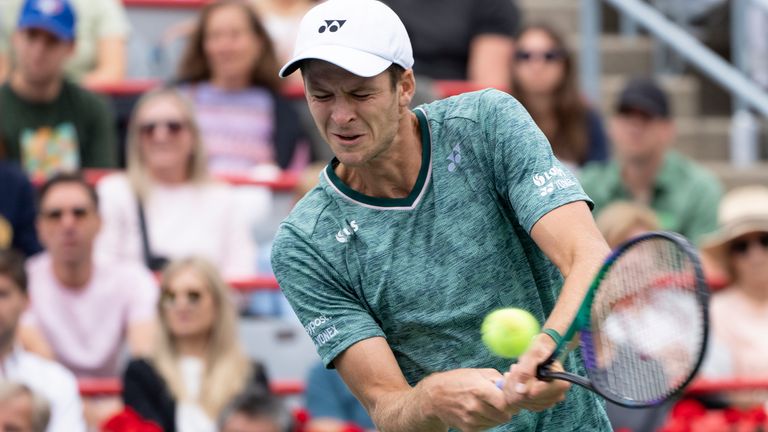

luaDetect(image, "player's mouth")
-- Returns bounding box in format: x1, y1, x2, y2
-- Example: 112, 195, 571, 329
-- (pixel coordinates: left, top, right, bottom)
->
332, 133, 364, 146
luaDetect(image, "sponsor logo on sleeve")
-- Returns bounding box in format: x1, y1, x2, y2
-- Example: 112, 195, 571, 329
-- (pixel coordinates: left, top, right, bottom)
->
532, 166, 576, 197
304, 314, 339, 347
335, 220, 359, 243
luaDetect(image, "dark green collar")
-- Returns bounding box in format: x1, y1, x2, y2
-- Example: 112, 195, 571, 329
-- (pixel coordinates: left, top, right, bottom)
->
324, 109, 432, 210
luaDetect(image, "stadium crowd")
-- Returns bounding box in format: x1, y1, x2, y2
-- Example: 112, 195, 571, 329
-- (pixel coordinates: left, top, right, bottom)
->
0, 0, 765, 431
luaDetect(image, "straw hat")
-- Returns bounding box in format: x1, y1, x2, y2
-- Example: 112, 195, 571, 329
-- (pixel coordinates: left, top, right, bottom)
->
700, 185, 768, 269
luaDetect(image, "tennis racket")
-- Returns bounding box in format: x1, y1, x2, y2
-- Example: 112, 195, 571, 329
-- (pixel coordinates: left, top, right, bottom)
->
516, 231, 709, 408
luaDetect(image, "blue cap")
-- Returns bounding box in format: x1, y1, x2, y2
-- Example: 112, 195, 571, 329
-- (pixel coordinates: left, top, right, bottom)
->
17, 0, 76, 41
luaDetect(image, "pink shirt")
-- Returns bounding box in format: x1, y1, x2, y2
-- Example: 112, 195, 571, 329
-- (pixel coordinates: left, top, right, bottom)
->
710, 286, 768, 377
22, 253, 158, 378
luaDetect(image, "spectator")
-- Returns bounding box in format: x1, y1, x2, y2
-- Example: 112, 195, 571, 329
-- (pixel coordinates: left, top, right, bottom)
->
304, 362, 374, 432
218, 388, 291, 432
0, 249, 85, 432
123, 257, 269, 432
95, 87, 261, 278
595, 201, 659, 248
0, 381, 50, 432
579, 77, 723, 245
0, 0, 130, 85
0, 161, 42, 256
700, 185, 768, 405
18, 172, 158, 377
176, 0, 311, 175
380, 0, 519, 90
0, 0, 117, 180
511, 24, 609, 171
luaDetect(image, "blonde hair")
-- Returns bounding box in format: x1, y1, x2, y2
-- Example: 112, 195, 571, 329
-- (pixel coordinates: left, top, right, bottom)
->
152, 257, 252, 418
0, 381, 50, 432
596, 201, 660, 248
126, 87, 209, 200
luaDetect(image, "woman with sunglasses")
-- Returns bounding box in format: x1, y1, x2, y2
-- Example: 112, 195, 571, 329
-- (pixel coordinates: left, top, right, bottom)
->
176, 0, 312, 175
121, 257, 269, 432
511, 24, 609, 171
94, 87, 260, 278
700, 185, 768, 406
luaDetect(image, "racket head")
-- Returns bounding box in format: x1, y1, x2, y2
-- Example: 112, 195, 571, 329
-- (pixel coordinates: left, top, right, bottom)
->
536, 231, 710, 408
582, 231, 709, 407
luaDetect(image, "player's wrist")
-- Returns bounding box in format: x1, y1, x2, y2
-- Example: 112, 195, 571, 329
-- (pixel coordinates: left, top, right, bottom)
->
415, 374, 450, 430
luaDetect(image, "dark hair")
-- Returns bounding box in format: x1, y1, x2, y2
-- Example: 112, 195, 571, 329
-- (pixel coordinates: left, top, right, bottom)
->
218, 388, 291, 431
177, 0, 281, 91
512, 23, 589, 165
38, 172, 99, 210
387, 64, 406, 90
0, 249, 27, 294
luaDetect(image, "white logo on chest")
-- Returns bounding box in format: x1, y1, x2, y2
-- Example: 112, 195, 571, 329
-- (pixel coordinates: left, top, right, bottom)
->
335, 220, 359, 243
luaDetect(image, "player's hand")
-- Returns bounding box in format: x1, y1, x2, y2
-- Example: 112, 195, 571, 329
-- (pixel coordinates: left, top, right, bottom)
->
420, 368, 519, 432
501, 333, 570, 411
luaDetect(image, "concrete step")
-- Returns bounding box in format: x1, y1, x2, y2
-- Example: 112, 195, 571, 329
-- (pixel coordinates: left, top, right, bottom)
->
599, 74, 701, 118
518, 0, 581, 35
703, 161, 768, 190
570, 35, 654, 76
676, 117, 768, 162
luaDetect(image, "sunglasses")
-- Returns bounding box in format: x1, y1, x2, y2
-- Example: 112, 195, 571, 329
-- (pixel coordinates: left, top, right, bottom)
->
40, 206, 92, 221
515, 49, 565, 63
138, 120, 187, 138
161, 289, 205, 307
730, 234, 768, 255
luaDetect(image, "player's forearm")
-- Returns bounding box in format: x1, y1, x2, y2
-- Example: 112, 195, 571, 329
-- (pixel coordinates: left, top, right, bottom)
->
367, 380, 447, 432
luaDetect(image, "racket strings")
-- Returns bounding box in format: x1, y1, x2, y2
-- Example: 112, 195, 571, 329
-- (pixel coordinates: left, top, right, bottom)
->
586, 237, 706, 404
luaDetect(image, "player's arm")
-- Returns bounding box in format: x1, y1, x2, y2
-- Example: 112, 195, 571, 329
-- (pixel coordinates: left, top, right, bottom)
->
334, 337, 515, 432
503, 200, 610, 409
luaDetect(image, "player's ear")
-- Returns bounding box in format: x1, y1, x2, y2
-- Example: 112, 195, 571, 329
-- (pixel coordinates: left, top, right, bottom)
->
399, 69, 416, 108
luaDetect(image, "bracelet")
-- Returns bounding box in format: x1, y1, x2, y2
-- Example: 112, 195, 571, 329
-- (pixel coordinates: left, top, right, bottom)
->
541, 328, 563, 346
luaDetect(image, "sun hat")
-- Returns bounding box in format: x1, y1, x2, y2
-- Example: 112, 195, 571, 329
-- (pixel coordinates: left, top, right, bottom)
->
279, 0, 414, 78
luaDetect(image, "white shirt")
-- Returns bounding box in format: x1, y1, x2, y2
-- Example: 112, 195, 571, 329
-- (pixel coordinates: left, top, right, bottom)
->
1, 347, 86, 432
95, 174, 267, 278
176, 356, 215, 432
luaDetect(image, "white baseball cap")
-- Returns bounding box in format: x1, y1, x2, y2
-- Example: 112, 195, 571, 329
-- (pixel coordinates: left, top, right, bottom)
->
278, 0, 414, 78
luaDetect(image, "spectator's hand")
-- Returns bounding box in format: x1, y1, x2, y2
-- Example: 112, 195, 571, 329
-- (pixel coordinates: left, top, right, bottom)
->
501, 333, 570, 411
420, 368, 517, 432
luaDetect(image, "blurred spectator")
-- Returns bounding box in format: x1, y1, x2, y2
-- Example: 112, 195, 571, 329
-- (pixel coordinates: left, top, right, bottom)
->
511, 24, 609, 171
579, 77, 722, 245
380, 0, 519, 90
18, 172, 158, 377
595, 201, 659, 248
0, 381, 50, 432
0, 0, 117, 180
218, 388, 291, 432
0, 249, 85, 432
304, 362, 374, 432
700, 186, 768, 405
176, 0, 311, 175
251, 0, 317, 86
95, 87, 262, 278
123, 257, 269, 432
0, 0, 130, 85
0, 161, 42, 256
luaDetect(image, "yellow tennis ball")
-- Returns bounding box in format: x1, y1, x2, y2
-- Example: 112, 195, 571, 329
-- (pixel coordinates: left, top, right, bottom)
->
481, 308, 541, 358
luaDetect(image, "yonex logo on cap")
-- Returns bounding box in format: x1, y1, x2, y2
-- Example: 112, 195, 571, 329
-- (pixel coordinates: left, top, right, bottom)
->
318, 20, 346, 33
35, 0, 63, 15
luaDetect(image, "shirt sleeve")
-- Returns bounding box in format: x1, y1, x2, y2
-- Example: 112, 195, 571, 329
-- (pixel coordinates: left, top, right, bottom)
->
472, 0, 520, 37
271, 223, 386, 368
12, 171, 43, 256
683, 175, 723, 246
47, 367, 87, 432
481, 90, 593, 233
96, 0, 131, 38
81, 91, 118, 168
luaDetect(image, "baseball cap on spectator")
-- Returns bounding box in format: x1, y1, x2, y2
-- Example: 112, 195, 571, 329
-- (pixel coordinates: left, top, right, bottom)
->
17, 0, 76, 42
279, 0, 414, 78
616, 77, 670, 118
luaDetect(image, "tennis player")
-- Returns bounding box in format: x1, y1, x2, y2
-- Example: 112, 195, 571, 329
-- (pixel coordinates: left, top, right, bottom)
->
272, 0, 613, 430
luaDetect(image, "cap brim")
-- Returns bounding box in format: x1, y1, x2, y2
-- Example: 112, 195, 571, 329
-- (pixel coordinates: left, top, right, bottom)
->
617, 96, 666, 118
18, 17, 73, 41
279, 44, 393, 78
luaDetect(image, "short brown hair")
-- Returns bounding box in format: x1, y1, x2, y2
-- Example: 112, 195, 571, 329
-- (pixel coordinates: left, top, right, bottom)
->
37, 171, 99, 210
0, 249, 27, 294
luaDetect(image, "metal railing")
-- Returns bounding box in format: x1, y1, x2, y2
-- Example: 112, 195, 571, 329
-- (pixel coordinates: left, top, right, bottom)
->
580, 0, 768, 166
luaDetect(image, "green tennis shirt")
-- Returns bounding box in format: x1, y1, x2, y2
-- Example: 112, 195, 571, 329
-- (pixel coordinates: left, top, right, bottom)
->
272, 89, 611, 431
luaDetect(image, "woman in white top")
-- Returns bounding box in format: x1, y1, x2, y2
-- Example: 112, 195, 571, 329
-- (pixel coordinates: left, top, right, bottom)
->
95, 87, 265, 278
122, 257, 269, 432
